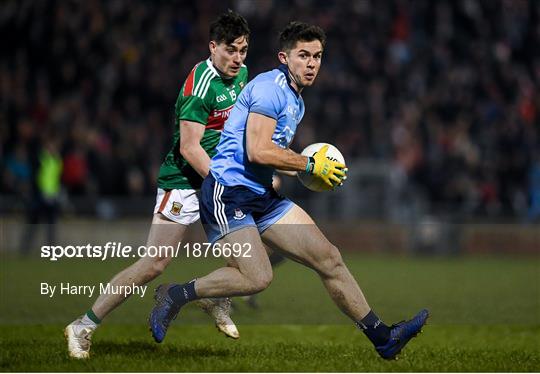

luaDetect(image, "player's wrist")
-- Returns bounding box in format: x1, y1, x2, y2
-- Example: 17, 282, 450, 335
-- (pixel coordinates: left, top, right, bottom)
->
306, 156, 315, 174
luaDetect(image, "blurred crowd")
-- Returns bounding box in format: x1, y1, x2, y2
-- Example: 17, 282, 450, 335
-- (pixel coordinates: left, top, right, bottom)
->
1, 0, 539, 220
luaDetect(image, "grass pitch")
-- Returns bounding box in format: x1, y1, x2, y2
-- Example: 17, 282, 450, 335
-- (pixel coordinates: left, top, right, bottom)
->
1, 253, 539, 371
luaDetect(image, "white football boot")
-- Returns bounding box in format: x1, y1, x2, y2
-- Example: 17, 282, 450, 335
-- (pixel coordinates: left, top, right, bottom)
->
196, 298, 239, 339
64, 317, 96, 359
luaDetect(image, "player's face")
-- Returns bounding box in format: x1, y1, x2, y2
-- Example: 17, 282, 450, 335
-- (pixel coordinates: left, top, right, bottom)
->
210, 35, 249, 78
279, 40, 323, 91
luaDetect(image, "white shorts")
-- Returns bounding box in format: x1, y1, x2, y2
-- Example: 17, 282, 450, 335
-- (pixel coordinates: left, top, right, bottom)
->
153, 188, 200, 225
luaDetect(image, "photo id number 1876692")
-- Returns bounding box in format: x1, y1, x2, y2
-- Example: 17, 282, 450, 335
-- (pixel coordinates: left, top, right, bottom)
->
185, 242, 252, 258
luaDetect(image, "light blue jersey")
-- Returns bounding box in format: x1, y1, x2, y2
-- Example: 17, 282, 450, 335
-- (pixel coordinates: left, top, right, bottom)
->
210, 65, 305, 194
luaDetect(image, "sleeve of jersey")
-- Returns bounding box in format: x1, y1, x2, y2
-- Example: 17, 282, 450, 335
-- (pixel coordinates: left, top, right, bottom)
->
178, 94, 212, 125
249, 81, 285, 120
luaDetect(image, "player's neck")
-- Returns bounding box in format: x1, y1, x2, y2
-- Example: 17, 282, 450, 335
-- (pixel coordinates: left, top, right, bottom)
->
279, 64, 303, 95
288, 76, 304, 94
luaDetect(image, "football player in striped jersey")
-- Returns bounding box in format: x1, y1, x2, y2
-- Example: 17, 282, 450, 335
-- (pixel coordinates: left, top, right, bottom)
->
65, 10, 250, 359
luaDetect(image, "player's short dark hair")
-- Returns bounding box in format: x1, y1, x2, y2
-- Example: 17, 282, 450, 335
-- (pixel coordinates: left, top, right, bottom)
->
279, 21, 326, 52
209, 10, 250, 45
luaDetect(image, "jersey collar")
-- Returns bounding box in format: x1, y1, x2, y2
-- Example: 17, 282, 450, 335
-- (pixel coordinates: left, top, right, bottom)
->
207, 58, 234, 82
278, 64, 300, 98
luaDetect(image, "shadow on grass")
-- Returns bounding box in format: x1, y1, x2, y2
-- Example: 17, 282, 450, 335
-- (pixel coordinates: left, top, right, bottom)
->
93, 340, 232, 358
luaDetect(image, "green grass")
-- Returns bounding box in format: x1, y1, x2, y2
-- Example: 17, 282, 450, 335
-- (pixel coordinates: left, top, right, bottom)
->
1, 324, 539, 372
1, 254, 539, 371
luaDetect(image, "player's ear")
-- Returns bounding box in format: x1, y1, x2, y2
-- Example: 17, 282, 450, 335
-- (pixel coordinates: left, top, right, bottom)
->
278, 51, 288, 65
209, 40, 217, 54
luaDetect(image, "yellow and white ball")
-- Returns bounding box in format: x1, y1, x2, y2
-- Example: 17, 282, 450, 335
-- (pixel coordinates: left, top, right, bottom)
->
297, 143, 346, 192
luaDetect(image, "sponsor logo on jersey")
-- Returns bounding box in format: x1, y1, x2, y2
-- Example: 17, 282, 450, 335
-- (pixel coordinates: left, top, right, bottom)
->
287, 105, 300, 121
211, 105, 234, 119
272, 125, 295, 148
207, 104, 235, 130
216, 94, 227, 103
233, 208, 246, 220
287, 105, 295, 115
170, 202, 182, 216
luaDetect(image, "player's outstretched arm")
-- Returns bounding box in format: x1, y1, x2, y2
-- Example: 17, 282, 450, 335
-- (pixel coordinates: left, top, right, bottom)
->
179, 120, 212, 178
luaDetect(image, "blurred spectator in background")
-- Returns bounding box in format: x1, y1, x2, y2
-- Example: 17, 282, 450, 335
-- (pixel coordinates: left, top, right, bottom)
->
1, 0, 538, 221
18, 134, 63, 254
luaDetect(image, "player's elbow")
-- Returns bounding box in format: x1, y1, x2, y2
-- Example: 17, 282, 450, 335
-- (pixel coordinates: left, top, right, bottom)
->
246, 148, 262, 164
179, 142, 194, 159
247, 147, 271, 165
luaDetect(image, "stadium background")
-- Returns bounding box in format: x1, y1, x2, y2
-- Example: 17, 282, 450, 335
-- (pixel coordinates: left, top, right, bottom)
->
0, 0, 539, 371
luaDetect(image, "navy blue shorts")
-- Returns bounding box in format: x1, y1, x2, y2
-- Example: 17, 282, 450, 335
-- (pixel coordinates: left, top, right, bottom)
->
199, 173, 294, 244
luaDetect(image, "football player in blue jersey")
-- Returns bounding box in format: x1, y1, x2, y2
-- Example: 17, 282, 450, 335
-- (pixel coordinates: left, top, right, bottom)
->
149, 21, 428, 360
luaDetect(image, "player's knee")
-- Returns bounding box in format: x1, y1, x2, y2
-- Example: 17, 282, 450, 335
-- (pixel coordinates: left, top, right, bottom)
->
249, 271, 273, 293
317, 245, 344, 276
145, 258, 171, 280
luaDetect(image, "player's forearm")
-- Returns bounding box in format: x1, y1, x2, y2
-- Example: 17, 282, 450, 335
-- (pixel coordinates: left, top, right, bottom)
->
180, 144, 211, 178
249, 146, 308, 172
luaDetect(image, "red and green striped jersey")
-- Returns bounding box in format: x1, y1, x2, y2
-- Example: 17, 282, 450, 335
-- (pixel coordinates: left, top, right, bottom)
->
157, 59, 248, 190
